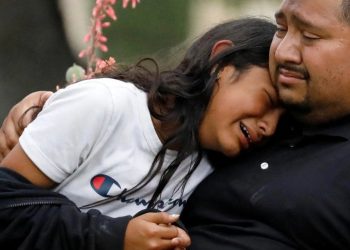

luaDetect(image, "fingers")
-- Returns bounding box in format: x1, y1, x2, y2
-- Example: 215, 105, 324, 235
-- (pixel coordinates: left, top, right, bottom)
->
0, 129, 10, 161
17, 91, 53, 129
124, 215, 174, 250
1, 115, 20, 149
172, 227, 191, 249
2, 91, 52, 135
141, 212, 190, 246
142, 212, 180, 225
124, 212, 191, 250
39, 91, 53, 106
139, 212, 179, 239
0, 113, 20, 161
0, 91, 52, 161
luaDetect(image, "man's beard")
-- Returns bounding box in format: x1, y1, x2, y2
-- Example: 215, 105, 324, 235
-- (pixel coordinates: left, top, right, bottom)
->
281, 97, 312, 121
282, 100, 311, 113
281, 98, 338, 125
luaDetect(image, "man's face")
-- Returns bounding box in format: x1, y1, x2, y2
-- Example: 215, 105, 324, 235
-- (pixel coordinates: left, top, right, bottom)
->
269, 0, 350, 124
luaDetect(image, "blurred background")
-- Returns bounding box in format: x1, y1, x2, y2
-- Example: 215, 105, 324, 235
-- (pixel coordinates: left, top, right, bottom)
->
0, 0, 280, 120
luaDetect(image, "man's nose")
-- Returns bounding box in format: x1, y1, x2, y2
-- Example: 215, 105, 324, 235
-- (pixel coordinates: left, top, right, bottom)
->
274, 32, 302, 65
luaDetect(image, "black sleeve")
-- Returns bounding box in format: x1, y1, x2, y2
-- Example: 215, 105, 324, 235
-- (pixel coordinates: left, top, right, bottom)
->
0, 168, 132, 250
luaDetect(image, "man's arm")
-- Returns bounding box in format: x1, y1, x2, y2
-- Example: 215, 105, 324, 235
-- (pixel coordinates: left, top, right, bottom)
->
0, 91, 52, 160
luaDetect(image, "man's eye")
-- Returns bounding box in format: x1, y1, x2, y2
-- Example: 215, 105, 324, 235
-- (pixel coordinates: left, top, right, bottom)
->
302, 32, 320, 40
275, 26, 287, 38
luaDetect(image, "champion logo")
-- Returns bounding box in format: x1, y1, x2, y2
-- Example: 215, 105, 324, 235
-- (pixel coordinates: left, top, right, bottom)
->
90, 174, 186, 210
90, 174, 121, 197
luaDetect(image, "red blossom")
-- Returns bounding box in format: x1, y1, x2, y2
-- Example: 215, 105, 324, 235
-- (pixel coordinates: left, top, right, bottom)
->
76, 0, 141, 79
102, 22, 111, 28
106, 6, 117, 20
98, 35, 108, 42
99, 44, 108, 52
122, 0, 140, 8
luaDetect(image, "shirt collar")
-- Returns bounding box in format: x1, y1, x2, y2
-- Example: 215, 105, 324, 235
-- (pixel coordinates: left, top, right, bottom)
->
275, 114, 350, 148
301, 115, 350, 140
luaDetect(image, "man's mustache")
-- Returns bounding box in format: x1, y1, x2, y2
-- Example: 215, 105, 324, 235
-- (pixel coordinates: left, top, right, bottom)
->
276, 64, 310, 80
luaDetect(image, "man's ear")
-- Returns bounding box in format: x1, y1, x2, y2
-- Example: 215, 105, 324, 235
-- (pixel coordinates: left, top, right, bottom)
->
210, 40, 234, 59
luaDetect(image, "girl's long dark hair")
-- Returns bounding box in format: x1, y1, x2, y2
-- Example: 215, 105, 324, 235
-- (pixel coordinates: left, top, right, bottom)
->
27, 17, 277, 210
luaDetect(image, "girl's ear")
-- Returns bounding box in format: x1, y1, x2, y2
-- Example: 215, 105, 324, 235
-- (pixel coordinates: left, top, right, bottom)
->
210, 40, 234, 59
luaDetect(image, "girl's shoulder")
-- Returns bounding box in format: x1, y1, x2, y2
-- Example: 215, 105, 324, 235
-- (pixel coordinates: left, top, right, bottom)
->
64, 78, 141, 97
48, 78, 145, 110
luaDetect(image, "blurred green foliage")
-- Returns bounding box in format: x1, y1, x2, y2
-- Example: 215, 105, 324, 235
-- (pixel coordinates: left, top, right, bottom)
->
104, 0, 190, 64
99, 0, 281, 65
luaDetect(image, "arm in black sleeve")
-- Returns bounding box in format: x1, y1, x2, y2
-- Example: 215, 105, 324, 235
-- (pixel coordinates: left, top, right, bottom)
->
0, 167, 131, 250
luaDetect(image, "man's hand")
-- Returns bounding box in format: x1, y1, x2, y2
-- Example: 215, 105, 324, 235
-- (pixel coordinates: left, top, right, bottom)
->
0, 91, 52, 160
124, 212, 191, 250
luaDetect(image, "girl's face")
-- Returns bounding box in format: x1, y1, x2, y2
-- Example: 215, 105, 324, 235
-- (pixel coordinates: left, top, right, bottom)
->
199, 65, 284, 157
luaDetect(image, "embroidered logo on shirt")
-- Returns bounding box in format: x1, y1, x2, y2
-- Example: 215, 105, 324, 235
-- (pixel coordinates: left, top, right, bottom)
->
90, 174, 186, 210
90, 174, 121, 197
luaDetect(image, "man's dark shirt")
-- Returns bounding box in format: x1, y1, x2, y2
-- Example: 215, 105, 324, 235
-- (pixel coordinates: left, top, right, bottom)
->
181, 115, 350, 250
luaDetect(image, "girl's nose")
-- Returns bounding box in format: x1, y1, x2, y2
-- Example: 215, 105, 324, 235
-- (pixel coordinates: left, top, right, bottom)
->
257, 109, 283, 137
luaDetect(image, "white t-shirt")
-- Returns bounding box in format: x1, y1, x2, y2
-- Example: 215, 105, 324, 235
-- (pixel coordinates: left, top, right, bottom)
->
20, 78, 213, 217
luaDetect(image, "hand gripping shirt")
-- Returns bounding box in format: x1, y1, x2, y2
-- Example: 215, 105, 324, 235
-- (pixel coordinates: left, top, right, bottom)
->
19, 78, 213, 217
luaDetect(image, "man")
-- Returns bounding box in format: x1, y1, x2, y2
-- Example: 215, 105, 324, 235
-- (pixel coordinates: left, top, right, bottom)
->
2, 0, 350, 249
181, 0, 350, 249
